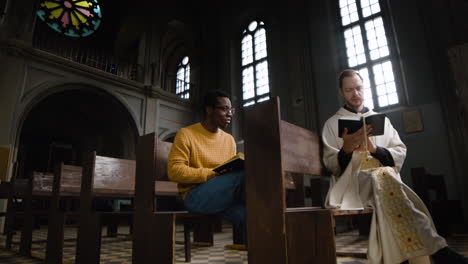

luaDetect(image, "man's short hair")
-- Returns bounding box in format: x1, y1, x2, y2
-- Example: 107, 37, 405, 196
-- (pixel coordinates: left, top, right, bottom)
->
202, 89, 231, 113
339, 69, 363, 89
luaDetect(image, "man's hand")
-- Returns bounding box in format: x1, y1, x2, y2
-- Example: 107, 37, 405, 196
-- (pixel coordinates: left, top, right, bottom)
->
355, 136, 377, 153
342, 127, 365, 153
342, 125, 375, 153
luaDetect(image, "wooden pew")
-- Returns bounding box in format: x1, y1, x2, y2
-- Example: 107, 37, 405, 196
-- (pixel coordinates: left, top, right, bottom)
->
332, 207, 373, 257
151, 140, 217, 248
45, 164, 82, 264
2, 169, 80, 257
244, 97, 336, 264
3, 166, 127, 262
323, 167, 373, 250
2, 155, 187, 263
74, 152, 200, 264
1, 181, 15, 249
133, 134, 219, 264
74, 154, 136, 264
15, 174, 51, 255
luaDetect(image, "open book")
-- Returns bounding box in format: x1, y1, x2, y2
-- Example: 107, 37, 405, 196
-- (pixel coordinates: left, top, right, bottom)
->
213, 152, 245, 174
338, 113, 386, 138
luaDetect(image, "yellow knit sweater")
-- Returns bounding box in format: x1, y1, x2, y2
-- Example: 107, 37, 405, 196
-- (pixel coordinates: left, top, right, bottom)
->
168, 123, 236, 198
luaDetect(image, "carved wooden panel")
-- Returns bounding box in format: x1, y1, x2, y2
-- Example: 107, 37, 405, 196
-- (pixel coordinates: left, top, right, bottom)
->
61, 165, 82, 188
280, 120, 322, 175
94, 156, 135, 192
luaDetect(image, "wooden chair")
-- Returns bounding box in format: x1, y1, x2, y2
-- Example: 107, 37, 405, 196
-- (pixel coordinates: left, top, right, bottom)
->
244, 97, 336, 263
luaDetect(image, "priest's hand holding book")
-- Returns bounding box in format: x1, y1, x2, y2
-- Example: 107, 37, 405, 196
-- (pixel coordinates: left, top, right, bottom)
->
342, 125, 376, 153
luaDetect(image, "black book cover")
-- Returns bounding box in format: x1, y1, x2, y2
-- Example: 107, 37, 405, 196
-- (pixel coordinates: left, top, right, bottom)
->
338, 113, 386, 137
213, 153, 245, 174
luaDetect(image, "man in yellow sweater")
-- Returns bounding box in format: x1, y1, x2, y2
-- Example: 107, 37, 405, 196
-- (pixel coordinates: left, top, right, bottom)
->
168, 90, 246, 247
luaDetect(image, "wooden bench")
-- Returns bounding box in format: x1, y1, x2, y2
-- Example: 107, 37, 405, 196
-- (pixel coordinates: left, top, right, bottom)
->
3, 165, 129, 262
332, 207, 373, 257
2, 167, 81, 257
148, 140, 218, 251
133, 134, 225, 264
1, 181, 15, 249
244, 97, 336, 263
1, 155, 201, 264
72, 152, 206, 264
321, 170, 373, 247
45, 164, 82, 264
70, 154, 137, 264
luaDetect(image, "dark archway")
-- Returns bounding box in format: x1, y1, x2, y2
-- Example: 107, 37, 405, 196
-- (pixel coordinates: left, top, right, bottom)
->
17, 88, 138, 176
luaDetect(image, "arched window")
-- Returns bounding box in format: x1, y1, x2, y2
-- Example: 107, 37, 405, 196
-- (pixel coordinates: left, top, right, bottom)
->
338, 0, 402, 109
241, 20, 270, 107
175, 56, 190, 99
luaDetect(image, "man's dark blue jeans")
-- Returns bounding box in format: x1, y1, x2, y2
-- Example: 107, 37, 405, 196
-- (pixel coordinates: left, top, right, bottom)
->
184, 170, 246, 245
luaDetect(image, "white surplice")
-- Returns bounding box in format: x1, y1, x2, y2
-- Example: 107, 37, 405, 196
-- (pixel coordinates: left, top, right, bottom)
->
322, 107, 447, 264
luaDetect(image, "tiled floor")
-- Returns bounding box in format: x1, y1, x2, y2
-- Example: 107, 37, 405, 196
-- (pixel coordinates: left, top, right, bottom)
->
0, 224, 467, 264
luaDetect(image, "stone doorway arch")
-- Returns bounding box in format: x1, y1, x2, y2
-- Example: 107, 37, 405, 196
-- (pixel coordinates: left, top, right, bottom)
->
17, 87, 139, 177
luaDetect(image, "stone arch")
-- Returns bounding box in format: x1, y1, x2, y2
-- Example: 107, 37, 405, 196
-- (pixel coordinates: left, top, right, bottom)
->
159, 130, 177, 143
17, 81, 143, 136
15, 83, 140, 176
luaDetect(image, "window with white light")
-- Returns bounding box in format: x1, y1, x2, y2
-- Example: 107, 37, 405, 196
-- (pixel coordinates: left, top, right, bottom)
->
338, 0, 402, 109
241, 20, 270, 107
175, 56, 190, 99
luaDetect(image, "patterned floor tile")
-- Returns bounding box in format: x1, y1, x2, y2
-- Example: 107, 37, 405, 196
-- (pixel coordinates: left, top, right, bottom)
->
0, 224, 466, 264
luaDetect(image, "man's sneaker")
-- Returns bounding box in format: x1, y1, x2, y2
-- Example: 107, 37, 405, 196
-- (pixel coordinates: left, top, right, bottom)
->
432, 247, 468, 264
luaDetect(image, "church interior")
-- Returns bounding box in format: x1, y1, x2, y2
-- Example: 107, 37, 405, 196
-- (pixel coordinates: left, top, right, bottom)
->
0, 0, 467, 263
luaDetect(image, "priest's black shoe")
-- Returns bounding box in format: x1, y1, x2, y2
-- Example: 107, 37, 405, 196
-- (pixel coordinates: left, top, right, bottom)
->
432, 247, 468, 264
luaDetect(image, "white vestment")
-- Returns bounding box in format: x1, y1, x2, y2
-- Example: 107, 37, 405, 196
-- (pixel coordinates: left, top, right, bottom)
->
322, 107, 447, 264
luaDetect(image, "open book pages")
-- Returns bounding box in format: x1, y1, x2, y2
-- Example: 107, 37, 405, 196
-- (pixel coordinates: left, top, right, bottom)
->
338, 113, 386, 137
213, 152, 245, 174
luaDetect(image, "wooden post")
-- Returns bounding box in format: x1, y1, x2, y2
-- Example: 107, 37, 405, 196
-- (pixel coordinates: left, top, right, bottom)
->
75, 152, 102, 264
45, 164, 65, 264
244, 98, 288, 263
244, 97, 336, 264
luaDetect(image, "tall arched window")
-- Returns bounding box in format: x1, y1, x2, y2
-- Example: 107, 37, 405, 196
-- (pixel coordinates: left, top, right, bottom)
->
338, 0, 403, 109
175, 56, 190, 99
241, 20, 270, 107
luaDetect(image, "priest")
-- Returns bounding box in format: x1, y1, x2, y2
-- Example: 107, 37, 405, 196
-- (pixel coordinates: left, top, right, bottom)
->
321, 69, 467, 264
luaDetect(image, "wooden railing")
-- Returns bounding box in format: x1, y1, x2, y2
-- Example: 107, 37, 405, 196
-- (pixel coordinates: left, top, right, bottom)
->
32, 31, 139, 81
